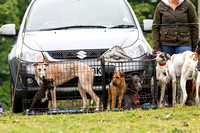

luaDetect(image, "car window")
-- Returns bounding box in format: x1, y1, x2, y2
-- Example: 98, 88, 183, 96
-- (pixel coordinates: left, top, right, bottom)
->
26, 0, 136, 31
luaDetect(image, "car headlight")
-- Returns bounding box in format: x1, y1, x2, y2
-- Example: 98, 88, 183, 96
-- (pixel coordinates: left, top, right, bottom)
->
16, 44, 44, 62
123, 40, 146, 58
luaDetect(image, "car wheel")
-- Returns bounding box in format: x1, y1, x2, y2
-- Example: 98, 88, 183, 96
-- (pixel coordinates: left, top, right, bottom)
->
10, 79, 22, 113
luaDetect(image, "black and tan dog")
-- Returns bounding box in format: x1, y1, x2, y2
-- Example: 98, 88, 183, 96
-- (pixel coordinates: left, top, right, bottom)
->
123, 75, 142, 110
29, 78, 54, 113
109, 72, 126, 110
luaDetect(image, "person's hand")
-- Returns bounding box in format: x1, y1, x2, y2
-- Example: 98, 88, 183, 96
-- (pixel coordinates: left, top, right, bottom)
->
152, 51, 160, 58
193, 52, 199, 61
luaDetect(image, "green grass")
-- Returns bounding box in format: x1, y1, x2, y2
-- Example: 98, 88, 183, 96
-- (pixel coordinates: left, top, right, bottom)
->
0, 106, 200, 133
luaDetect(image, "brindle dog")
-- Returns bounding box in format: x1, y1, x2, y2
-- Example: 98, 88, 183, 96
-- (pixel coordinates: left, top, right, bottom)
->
33, 62, 100, 112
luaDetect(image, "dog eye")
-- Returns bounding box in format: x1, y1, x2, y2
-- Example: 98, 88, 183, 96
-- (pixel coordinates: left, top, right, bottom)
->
38, 68, 41, 71
44, 68, 46, 71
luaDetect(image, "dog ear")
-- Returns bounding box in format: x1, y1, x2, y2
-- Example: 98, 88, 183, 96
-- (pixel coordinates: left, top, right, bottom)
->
165, 53, 171, 60
120, 72, 125, 77
113, 72, 116, 77
51, 78, 54, 82
127, 75, 132, 79
33, 63, 39, 67
43, 62, 49, 66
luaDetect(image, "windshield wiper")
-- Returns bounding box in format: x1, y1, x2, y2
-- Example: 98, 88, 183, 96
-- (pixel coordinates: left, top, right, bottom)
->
109, 24, 135, 28
39, 25, 108, 31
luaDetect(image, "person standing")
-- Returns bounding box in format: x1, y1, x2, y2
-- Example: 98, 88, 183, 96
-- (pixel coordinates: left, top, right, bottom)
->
152, 0, 199, 106
193, 39, 200, 62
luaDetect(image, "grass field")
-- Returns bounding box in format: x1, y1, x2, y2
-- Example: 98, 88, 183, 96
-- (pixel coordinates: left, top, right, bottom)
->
0, 106, 200, 133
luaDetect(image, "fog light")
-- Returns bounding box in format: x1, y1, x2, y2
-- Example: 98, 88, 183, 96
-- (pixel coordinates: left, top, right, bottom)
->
26, 77, 34, 85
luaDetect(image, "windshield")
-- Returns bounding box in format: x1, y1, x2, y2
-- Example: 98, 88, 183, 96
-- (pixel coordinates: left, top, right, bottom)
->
26, 0, 136, 31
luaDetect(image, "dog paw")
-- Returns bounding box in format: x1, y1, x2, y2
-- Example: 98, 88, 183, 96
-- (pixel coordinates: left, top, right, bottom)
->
95, 108, 99, 111
90, 100, 94, 105
185, 99, 194, 106
195, 98, 199, 105
79, 108, 85, 112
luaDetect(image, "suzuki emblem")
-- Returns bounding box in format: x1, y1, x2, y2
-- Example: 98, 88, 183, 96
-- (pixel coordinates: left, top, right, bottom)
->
76, 51, 87, 59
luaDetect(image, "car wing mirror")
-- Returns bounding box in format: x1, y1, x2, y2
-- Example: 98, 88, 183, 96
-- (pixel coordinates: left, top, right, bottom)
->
143, 19, 153, 33
0, 24, 17, 37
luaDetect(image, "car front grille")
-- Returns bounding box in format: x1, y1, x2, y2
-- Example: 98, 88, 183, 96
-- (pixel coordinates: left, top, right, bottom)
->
47, 49, 108, 59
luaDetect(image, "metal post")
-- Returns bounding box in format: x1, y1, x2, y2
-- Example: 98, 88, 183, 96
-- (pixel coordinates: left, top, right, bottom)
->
101, 58, 107, 110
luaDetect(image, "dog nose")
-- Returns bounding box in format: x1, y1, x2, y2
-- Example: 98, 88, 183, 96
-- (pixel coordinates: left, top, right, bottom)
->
42, 75, 45, 78
113, 82, 117, 86
138, 86, 142, 91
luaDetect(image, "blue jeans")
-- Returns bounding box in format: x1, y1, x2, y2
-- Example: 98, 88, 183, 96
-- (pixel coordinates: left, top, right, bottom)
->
160, 45, 192, 56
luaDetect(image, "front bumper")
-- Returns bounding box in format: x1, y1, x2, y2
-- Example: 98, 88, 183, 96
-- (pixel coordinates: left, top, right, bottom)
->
9, 54, 155, 98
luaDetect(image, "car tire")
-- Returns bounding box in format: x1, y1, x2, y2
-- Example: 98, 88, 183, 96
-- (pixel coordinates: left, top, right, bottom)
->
10, 79, 23, 113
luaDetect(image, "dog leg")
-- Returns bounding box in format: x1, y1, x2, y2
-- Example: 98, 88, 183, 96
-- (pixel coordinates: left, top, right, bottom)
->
118, 94, 124, 110
118, 95, 124, 110
111, 95, 117, 110
195, 72, 200, 105
172, 78, 177, 107
50, 87, 57, 112
118, 88, 126, 110
79, 77, 100, 111
83, 86, 100, 111
78, 81, 89, 111
180, 77, 188, 107
159, 84, 166, 108
29, 99, 37, 113
151, 77, 155, 105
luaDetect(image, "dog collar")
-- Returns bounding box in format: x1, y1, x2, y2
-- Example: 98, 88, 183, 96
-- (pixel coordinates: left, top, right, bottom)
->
158, 62, 167, 66
127, 87, 137, 94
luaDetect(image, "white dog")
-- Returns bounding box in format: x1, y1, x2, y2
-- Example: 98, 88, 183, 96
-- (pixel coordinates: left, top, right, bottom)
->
168, 52, 186, 107
195, 71, 200, 105
179, 51, 198, 107
156, 51, 196, 107
155, 52, 171, 107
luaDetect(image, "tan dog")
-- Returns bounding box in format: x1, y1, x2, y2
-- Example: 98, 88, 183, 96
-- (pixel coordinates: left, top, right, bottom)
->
109, 72, 126, 110
33, 62, 100, 111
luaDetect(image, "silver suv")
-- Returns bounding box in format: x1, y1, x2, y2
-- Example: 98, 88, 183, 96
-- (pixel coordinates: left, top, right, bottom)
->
0, 0, 153, 112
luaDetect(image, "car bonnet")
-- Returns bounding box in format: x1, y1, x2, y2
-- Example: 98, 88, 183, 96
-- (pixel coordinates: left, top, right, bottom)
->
23, 29, 139, 51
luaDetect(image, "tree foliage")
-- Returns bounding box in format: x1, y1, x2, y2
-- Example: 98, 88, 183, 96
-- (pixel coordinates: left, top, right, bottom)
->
0, 0, 31, 110
0, 0, 198, 110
